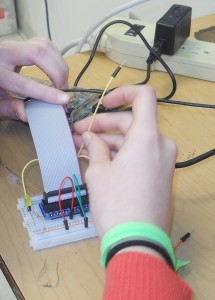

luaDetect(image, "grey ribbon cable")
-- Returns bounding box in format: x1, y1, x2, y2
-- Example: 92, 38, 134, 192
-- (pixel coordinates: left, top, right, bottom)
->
25, 99, 82, 203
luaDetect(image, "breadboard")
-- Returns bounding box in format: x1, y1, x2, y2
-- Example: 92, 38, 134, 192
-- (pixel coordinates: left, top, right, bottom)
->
17, 195, 97, 250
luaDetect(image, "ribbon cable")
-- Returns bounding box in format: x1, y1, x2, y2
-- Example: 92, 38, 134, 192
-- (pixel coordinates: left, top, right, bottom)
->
25, 99, 82, 203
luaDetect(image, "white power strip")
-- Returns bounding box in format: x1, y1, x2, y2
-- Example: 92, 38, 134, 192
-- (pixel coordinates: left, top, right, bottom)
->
89, 17, 215, 82
17, 195, 97, 250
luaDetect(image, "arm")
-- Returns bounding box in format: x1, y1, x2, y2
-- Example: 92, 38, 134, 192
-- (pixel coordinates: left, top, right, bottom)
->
0, 38, 70, 121
74, 85, 192, 299
104, 252, 192, 300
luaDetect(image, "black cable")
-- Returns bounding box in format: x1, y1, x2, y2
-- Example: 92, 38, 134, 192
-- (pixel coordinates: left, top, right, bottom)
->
138, 62, 151, 85
89, 97, 215, 112
44, 0, 52, 40
175, 148, 215, 168
63, 87, 104, 95
73, 19, 176, 100
63, 88, 215, 110
62, 87, 215, 112
158, 98, 215, 109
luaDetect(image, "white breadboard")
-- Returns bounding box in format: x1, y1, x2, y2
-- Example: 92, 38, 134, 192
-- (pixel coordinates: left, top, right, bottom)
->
17, 195, 97, 250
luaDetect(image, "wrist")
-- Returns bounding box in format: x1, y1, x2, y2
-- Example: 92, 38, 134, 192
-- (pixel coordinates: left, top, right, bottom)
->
117, 245, 166, 263
101, 222, 190, 272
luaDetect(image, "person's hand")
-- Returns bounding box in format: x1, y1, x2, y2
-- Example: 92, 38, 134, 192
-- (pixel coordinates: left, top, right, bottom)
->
74, 85, 177, 237
0, 38, 70, 121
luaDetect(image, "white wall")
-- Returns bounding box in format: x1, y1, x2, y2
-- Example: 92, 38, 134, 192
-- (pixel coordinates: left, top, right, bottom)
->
15, 0, 131, 51
15, 0, 215, 53
130, 0, 215, 21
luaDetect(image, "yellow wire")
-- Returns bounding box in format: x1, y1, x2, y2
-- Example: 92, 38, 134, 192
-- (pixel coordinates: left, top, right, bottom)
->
21, 159, 39, 195
78, 76, 114, 157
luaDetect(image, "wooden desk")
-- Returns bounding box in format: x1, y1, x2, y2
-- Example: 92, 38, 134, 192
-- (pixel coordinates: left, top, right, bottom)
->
0, 14, 215, 300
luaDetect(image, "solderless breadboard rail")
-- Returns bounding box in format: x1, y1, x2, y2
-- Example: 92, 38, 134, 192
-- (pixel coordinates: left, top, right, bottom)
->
17, 195, 97, 250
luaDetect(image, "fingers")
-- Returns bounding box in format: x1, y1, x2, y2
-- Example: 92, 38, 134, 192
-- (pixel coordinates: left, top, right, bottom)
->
0, 98, 26, 121
74, 111, 132, 134
0, 38, 69, 89
74, 85, 159, 159
82, 132, 111, 165
131, 85, 158, 134
0, 38, 70, 104
0, 67, 70, 104
102, 86, 132, 108
101, 85, 158, 133
74, 132, 124, 152
102, 85, 158, 142
75, 85, 158, 152
102, 85, 153, 108
26, 38, 69, 89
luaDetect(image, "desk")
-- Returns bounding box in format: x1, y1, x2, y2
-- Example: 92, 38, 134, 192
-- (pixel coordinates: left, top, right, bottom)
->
0, 14, 215, 300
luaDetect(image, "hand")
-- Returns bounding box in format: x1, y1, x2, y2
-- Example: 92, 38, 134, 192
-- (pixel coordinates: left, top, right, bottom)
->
0, 38, 70, 121
75, 85, 177, 236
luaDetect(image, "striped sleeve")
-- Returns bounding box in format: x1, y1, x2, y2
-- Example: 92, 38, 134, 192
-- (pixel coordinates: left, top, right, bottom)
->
103, 252, 192, 300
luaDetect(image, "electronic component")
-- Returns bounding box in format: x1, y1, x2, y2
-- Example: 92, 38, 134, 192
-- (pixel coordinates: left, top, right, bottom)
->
67, 89, 100, 124
19, 99, 95, 249
153, 5, 192, 55
42, 183, 87, 204
36, 260, 59, 288
17, 195, 97, 250
39, 195, 89, 220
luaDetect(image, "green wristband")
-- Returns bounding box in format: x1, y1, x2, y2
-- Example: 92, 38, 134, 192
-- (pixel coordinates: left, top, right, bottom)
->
101, 222, 190, 271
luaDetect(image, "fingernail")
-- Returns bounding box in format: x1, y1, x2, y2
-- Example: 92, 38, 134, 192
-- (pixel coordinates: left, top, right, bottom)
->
57, 92, 70, 103
18, 114, 28, 122
15, 113, 27, 122
82, 132, 91, 146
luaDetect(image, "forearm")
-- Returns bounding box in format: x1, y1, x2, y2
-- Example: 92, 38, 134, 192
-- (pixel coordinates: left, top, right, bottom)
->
103, 251, 192, 300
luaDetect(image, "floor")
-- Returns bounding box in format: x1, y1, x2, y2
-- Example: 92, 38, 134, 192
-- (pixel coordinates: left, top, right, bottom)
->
0, 270, 16, 300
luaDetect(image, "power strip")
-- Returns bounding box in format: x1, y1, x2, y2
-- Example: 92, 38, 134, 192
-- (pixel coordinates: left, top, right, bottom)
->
17, 195, 97, 250
89, 17, 215, 82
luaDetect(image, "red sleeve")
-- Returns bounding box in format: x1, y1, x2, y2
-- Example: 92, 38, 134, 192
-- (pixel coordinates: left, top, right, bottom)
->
102, 252, 192, 300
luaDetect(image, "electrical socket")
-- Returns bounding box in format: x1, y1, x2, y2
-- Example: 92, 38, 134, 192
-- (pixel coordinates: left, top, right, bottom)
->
89, 17, 215, 82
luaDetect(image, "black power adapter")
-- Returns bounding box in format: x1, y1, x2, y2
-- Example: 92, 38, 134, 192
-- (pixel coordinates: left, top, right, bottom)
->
153, 4, 192, 56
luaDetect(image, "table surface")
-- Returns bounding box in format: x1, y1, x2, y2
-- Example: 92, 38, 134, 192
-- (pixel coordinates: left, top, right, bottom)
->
0, 14, 215, 300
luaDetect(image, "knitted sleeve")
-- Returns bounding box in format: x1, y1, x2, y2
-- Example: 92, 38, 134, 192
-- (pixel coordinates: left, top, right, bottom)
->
103, 252, 192, 300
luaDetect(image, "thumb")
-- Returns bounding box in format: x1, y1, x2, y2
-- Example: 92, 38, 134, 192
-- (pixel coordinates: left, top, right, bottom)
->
82, 132, 111, 165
